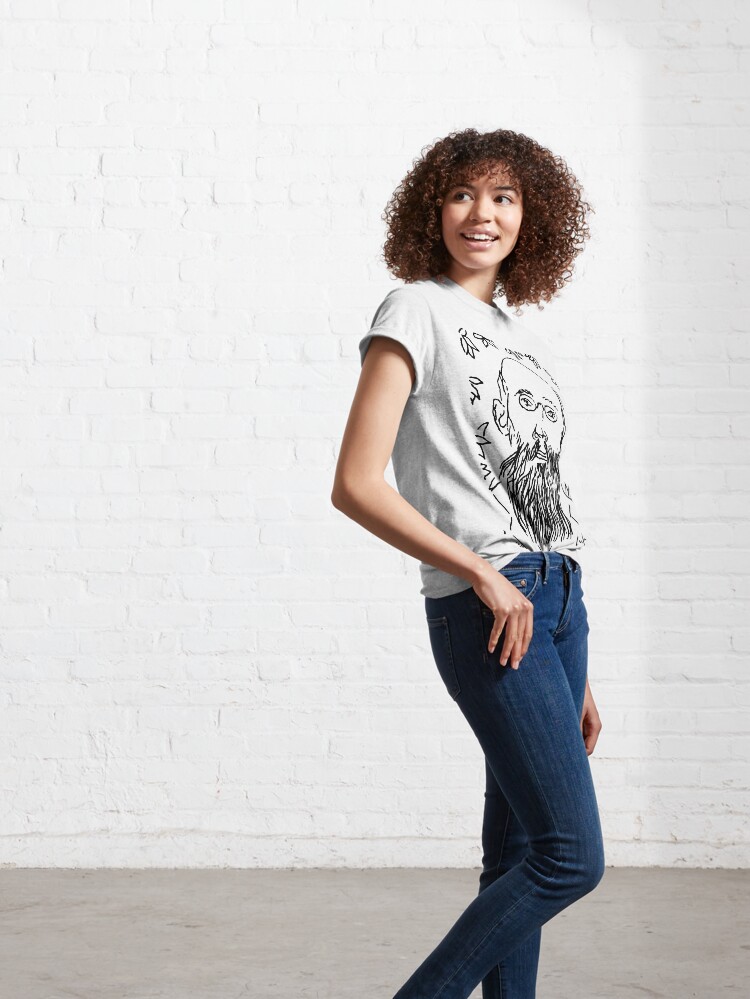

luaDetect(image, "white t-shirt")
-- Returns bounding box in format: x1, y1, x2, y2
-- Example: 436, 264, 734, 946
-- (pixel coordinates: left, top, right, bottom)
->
358, 274, 587, 598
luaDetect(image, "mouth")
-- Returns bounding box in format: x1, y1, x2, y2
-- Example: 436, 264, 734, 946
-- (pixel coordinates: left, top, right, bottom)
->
460, 233, 499, 246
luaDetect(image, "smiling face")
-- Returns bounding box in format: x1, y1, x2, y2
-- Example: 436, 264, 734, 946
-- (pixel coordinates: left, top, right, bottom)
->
440, 164, 524, 284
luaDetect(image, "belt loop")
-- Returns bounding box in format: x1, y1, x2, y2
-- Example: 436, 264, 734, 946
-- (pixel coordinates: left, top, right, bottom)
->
541, 551, 550, 584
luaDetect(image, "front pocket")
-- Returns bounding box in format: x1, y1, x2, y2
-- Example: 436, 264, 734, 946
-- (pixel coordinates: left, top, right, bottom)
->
426, 615, 461, 700
478, 569, 540, 665
502, 568, 541, 599
479, 569, 541, 619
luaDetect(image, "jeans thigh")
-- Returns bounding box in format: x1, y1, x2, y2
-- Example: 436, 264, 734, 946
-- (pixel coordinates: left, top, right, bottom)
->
425, 582, 601, 858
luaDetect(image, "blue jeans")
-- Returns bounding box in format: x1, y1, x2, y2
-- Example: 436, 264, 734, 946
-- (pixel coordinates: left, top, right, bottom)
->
393, 552, 605, 999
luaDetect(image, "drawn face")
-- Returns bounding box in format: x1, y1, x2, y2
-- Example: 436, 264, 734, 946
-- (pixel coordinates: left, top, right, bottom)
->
440, 165, 523, 282
492, 357, 564, 463
485, 355, 573, 545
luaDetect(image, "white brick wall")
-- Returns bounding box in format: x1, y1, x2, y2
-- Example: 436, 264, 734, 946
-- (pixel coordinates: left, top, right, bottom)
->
0, 0, 747, 868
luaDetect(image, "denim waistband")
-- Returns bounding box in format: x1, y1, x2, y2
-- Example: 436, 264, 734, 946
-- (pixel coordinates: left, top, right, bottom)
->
503, 551, 580, 582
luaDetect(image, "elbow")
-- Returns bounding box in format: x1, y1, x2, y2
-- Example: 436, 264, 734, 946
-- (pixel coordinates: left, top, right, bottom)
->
331, 480, 357, 514
330, 475, 351, 513
331, 471, 373, 514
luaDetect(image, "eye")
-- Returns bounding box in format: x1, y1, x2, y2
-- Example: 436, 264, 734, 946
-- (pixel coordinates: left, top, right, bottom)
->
451, 191, 513, 204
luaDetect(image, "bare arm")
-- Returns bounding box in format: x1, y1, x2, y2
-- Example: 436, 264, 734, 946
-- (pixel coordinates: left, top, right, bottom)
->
331, 335, 492, 589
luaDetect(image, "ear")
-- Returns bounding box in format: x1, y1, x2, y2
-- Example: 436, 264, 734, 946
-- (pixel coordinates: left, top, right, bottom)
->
492, 397, 503, 431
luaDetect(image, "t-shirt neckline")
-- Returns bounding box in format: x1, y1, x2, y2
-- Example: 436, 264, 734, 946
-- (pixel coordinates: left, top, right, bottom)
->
430, 274, 503, 320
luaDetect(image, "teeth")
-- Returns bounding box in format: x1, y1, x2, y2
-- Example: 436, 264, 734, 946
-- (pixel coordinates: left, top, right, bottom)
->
463, 233, 495, 241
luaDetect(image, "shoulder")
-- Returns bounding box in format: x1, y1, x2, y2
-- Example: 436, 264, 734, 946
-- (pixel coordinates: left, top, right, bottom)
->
361, 281, 437, 394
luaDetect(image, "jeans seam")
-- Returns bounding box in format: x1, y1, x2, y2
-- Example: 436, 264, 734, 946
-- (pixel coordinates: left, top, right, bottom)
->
475, 594, 489, 667
496, 805, 511, 879
553, 563, 574, 637
495, 808, 512, 999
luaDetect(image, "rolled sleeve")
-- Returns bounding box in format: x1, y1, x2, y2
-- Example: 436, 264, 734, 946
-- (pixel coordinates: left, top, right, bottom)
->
358, 286, 435, 396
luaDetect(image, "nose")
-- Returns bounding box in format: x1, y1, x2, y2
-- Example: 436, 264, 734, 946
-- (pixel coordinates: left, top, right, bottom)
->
469, 194, 495, 221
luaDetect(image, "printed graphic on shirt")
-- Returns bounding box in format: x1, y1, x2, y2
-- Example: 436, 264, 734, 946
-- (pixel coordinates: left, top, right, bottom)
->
460, 326, 586, 550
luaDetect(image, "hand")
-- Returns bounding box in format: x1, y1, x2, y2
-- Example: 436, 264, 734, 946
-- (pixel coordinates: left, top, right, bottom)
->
581, 678, 602, 755
472, 568, 534, 671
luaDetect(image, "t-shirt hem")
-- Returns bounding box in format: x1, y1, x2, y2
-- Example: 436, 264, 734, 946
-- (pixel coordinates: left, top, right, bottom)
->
420, 548, 586, 598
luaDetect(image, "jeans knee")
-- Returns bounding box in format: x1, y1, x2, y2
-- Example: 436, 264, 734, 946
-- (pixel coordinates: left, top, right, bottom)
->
529, 833, 605, 899
576, 843, 606, 896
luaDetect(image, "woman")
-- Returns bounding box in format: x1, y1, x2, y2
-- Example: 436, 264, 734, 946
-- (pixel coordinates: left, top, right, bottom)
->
331, 127, 605, 999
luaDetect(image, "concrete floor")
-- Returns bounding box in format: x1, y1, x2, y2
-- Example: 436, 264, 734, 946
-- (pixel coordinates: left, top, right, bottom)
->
0, 867, 747, 998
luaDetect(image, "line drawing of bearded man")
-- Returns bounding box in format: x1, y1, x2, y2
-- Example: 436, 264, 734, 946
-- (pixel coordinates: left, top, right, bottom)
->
486, 349, 583, 548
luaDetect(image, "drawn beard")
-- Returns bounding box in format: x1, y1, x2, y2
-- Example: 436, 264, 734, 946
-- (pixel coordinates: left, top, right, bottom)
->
499, 438, 573, 546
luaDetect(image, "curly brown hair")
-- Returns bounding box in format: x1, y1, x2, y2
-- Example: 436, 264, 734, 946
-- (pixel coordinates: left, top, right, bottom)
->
380, 127, 594, 314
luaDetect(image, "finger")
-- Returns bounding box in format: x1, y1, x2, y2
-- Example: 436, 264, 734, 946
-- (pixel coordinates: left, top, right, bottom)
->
515, 605, 534, 667
582, 722, 599, 755
500, 618, 520, 668
508, 604, 533, 669
523, 603, 534, 653
488, 612, 508, 654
